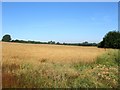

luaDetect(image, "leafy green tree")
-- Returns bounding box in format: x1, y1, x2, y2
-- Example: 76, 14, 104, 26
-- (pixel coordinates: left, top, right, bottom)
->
114, 38, 120, 49
56, 42, 60, 44
48, 41, 55, 44
98, 31, 120, 49
2, 34, 11, 42
82, 41, 88, 46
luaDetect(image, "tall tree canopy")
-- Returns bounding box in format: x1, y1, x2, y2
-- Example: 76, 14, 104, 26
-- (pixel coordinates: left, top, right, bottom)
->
98, 31, 120, 49
2, 34, 12, 42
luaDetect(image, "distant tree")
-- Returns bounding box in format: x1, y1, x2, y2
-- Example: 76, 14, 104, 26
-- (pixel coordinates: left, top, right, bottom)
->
48, 41, 55, 44
13, 39, 19, 42
98, 31, 120, 49
63, 42, 66, 45
52, 41, 55, 44
56, 42, 60, 45
2, 34, 11, 42
82, 41, 88, 46
48, 41, 52, 44
91, 43, 97, 46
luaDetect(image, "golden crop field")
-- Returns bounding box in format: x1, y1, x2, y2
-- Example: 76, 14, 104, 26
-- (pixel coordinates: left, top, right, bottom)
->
2, 42, 106, 64
2, 42, 118, 88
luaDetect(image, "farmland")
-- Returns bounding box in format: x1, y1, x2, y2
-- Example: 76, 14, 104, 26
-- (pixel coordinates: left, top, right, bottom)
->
2, 42, 119, 88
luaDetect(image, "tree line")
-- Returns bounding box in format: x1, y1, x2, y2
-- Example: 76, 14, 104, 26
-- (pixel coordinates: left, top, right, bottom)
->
1, 30, 120, 49
1, 34, 97, 46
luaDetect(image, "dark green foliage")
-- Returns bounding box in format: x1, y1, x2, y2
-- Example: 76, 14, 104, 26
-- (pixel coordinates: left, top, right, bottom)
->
2, 34, 98, 46
98, 31, 120, 49
82, 41, 88, 46
11, 39, 97, 46
56, 42, 60, 45
98, 38, 105, 48
11, 39, 48, 44
2, 34, 11, 42
48, 41, 55, 44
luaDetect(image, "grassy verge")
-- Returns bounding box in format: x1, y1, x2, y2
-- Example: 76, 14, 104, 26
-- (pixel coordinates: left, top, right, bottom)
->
2, 49, 119, 88
73, 49, 119, 88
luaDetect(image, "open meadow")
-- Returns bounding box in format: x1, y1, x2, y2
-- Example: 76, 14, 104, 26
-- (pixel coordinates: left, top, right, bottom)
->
2, 2, 119, 88
2, 42, 119, 88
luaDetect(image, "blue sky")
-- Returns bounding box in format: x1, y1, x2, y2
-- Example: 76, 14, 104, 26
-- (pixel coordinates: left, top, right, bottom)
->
2, 2, 118, 43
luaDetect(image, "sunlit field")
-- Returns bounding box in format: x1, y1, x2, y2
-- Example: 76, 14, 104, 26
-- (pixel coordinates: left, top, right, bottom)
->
2, 42, 106, 64
2, 42, 119, 88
